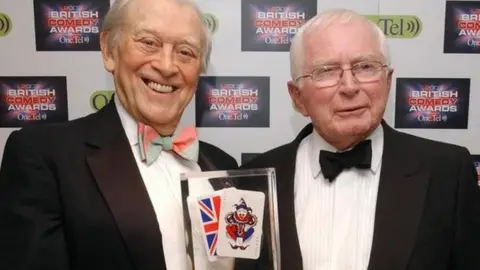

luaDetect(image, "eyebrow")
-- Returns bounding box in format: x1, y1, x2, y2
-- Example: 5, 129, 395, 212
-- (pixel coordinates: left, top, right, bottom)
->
133, 28, 202, 52
311, 53, 384, 67
351, 53, 383, 62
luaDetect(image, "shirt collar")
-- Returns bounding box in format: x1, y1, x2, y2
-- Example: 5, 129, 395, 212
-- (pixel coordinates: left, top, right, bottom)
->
309, 124, 384, 178
114, 95, 139, 146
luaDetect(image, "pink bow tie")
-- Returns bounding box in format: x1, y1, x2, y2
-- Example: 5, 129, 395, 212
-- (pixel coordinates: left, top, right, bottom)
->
137, 123, 199, 165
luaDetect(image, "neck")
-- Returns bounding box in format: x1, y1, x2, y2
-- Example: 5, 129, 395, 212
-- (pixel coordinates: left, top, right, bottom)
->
149, 122, 178, 137
314, 127, 372, 151
133, 112, 180, 137
136, 115, 179, 137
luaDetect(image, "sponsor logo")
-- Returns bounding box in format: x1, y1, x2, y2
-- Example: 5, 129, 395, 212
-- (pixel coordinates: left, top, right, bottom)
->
0, 13, 12, 36
90, 90, 114, 111
203, 13, 219, 34
365, 15, 422, 38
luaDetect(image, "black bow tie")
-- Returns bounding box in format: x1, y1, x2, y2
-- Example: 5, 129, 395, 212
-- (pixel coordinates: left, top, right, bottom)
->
319, 140, 372, 182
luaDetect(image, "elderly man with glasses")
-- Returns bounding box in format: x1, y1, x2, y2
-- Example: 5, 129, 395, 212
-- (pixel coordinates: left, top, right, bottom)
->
238, 8, 480, 270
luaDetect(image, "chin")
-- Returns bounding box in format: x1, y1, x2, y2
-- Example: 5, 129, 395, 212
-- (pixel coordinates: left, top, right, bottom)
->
336, 119, 373, 136
137, 105, 173, 122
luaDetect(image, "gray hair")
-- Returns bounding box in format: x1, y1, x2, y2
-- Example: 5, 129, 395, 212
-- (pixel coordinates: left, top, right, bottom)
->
101, 0, 212, 73
289, 8, 390, 82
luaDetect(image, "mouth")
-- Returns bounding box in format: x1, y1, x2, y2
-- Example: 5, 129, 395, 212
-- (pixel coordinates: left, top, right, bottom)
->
339, 106, 367, 112
142, 78, 178, 93
336, 106, 367, 116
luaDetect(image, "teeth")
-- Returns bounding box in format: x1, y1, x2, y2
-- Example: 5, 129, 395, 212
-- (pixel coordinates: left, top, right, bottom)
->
147, 81, 174, 93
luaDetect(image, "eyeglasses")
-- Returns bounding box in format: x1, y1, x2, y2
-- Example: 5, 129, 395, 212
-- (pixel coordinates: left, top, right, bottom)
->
294, 60, 388, 88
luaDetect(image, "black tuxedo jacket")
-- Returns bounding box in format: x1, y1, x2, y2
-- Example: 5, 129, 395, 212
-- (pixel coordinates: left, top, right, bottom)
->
0, 101, 238, 270
239, 122, 480, 270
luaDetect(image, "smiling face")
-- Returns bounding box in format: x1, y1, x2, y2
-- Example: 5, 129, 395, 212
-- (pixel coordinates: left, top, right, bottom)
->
288, 18, 393, 149
100, 0, 204, 135
238, 208, 248, 218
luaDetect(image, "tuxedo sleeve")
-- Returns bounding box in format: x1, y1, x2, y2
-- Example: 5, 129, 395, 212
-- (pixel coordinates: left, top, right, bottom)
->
450, 147, 480, 269
0, 130, 69, 270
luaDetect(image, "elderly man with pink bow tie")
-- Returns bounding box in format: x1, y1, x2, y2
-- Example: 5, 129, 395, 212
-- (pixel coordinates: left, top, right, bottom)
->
0, 0, 237, 270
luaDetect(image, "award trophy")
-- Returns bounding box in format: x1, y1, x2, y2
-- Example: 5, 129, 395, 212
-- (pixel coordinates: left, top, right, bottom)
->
180, 168, 280, 270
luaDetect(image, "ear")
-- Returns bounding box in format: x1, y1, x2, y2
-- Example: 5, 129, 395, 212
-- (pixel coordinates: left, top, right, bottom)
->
287, 80, 308, 117
100, 31, 116, 73
386, 67, 394, 93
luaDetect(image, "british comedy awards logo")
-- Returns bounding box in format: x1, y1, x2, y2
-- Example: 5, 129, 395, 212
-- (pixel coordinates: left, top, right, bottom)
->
195, 77, 270, 128
444, 1, 480, 53
472, 155, 480, 186
90, 90, 113, 112
394, 78, 470, 129
241, 0, 316, 51
33, 0, 110, 51
365, 15, 422, 38
0, 12, 12, 37
0, 76, 68, 127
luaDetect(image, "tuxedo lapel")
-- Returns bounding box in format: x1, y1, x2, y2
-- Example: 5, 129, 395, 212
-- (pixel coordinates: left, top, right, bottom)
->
197, 149, 215, 171
275, 143, 303, 269
85, 101, 166, 270
367, 122, 430, 270
275, 124, 314, 270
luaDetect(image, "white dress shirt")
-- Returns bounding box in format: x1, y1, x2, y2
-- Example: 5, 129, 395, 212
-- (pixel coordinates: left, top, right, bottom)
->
294, 125, 384, 270
114, 97, 232, 270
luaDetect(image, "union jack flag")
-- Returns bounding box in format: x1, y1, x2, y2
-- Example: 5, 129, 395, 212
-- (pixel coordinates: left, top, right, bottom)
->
198, 195, 221, 257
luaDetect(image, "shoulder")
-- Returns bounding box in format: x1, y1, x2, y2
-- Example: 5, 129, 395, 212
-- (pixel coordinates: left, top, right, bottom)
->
240, 142, 294, 169
241, 123, 313, 169
199, 141, 238, 169
4, 111, 100, 153
390, 128, 469, 159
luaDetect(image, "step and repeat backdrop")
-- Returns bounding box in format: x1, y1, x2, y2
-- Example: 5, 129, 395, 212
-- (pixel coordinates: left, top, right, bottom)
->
0, 0, 479, 181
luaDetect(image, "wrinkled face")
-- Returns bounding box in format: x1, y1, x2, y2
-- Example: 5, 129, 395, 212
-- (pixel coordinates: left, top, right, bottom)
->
289, 20, 393, 143
101, 0, 204, 134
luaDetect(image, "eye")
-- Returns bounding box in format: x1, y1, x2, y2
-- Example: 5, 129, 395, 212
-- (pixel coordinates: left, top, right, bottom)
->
356, 61, 376, 70
177, 47, 198, 60
315, 66, 338, 75
180, 49, 193, 56
320, 66, 335, 72
141, 39, 156, 47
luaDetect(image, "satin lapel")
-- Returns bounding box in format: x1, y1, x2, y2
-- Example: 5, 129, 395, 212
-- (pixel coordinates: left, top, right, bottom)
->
275, 143, 303, 270
197, 148, 215, 171
85, 101, 166, 270
367, 122, 430, 270
275, 123, 314, 270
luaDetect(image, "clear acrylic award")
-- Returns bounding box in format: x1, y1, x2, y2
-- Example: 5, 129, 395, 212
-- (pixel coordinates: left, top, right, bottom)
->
180, 168, 280, 270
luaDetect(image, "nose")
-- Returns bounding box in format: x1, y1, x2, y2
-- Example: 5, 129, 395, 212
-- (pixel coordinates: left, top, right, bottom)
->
339, 69, 359, 95
151, 45, 178, 77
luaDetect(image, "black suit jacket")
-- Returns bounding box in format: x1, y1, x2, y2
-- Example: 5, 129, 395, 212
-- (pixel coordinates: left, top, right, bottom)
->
0, 101, 238, 270
239, 122, 480, 270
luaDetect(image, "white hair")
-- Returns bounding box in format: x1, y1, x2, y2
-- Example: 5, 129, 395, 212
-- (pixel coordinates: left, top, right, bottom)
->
101, 0, 212, 73
289, 8, 391, 82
